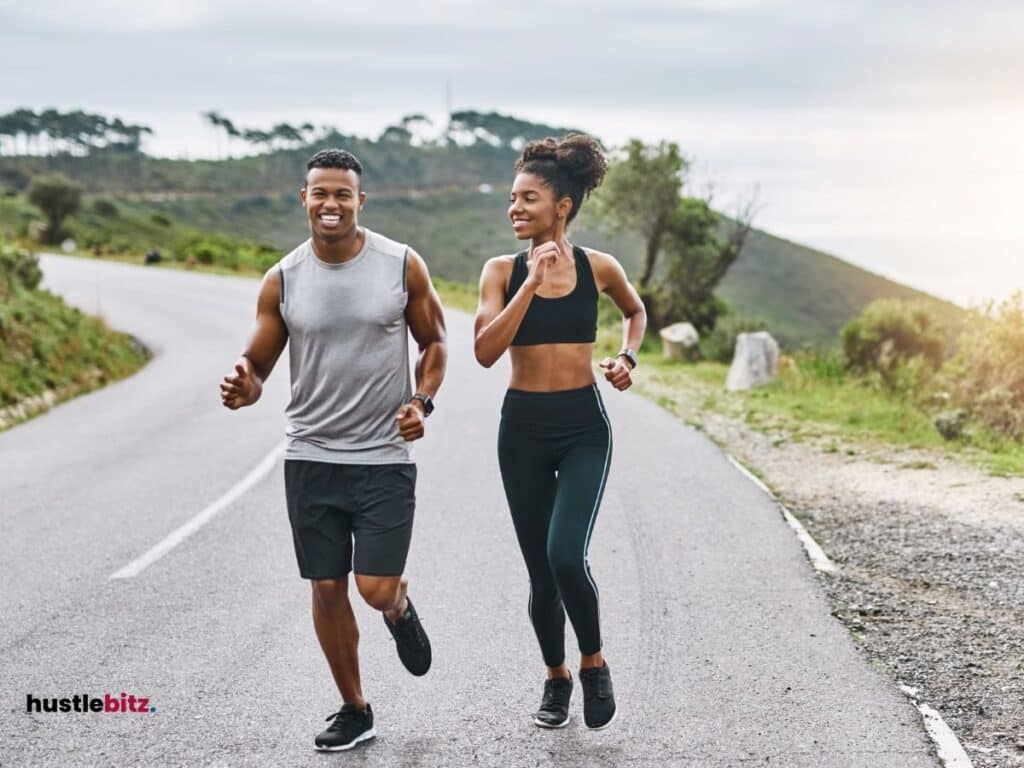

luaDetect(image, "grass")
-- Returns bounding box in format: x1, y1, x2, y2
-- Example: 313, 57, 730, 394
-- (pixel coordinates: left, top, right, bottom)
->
434, 278, 478, 314
634, 353, 1024, 477
0, 248, 150, 425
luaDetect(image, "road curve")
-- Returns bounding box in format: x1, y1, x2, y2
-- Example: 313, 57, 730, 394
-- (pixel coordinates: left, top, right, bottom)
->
0, 254, 939, 767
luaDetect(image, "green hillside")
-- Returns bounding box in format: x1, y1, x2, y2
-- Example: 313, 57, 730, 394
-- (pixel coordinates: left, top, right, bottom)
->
716, 227, 964, 348
0, 111, 963, 349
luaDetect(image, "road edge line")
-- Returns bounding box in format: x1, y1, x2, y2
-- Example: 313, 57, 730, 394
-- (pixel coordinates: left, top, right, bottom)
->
724, 450, 974, 766
900, 686, 975, 767
724, 453, 837, 574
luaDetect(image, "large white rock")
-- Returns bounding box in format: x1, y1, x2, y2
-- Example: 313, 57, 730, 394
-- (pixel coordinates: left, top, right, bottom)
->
726, 331, 780, 391
659, 322, 700, 361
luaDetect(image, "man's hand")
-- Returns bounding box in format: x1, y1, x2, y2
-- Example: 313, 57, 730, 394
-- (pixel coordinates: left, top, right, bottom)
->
395, 401, 426, 441
599, 356, 634, 391
220, 358, 260, 409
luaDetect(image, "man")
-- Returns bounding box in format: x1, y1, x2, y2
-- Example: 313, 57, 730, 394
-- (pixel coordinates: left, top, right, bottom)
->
220, 148, 447, 752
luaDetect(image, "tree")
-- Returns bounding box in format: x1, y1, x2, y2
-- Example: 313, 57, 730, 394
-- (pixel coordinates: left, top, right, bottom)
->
27, 173, 83, 244
588, 140, 687, 290
243, 128, 272, 153
448, 110, 581, 149
588, 139, 755, 331
9, 108, 40, 154
379, 124, 412, 144
658, 197, 755, 332
0, 113, 14, 155
203, 110, 228, 157
271, 122, 303, 149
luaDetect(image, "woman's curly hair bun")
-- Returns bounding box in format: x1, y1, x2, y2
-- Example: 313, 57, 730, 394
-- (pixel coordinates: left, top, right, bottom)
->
515, 133, 607, 221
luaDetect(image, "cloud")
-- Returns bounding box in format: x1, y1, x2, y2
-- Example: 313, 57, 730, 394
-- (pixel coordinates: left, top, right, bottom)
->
2, 0, 1021, 117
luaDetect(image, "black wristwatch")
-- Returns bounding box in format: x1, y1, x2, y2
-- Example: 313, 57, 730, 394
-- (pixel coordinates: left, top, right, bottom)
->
618, 348, 638, 369
410, 392, 434, 416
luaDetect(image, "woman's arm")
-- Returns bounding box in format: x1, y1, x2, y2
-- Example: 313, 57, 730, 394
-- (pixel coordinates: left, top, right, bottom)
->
473, 244, 558, 367
592, 250, 647, 390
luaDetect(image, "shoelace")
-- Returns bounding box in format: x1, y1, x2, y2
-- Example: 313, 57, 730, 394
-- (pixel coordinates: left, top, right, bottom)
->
392, 610, 427, 647
581, 672, 611, 701
324, 708, 361, 730
541, 680, 569, 711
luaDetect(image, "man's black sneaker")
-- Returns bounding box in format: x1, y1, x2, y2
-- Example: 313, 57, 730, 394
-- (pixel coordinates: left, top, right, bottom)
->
314, 703, 376, 752
383, 596, 432, 676
579, 663, 617, 730
534, 675, 573, 728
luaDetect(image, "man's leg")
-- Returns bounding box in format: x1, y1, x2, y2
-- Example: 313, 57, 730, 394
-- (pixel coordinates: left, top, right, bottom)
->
349, 464, 429, 675
355, 574, 407, 623
311, 576, 365, 708
286, 461, 376, 751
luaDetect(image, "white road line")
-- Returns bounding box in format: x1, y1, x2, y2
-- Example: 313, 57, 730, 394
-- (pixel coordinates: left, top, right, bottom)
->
727, 445, 973, 765
110, 440, 287, 579
725, 453, 838, 573
901, 686, 975, 768
918, 704, 974, 768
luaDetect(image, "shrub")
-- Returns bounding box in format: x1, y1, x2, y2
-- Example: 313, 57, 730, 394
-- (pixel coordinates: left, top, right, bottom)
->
150, 212, 172, 227
944, 293, 1024, 439
841, 299, 948, 390
0, 245, 42, 292
184, 239, 226, 265
92, 199, 119, 217
109, 236, 133, 254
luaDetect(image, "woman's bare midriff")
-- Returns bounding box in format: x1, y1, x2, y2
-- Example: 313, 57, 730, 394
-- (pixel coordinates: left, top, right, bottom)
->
508, 343, 597, 392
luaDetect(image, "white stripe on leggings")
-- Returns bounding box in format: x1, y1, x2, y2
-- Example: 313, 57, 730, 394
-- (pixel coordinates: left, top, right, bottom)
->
584, 384, 613, 638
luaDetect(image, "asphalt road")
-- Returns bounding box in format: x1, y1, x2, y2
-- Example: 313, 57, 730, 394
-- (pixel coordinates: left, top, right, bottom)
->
0, 254, 941, 767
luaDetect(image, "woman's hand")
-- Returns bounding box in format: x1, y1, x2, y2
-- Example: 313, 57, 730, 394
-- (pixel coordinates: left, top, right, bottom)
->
599, 356, 634, 391
523, 242, 560, 291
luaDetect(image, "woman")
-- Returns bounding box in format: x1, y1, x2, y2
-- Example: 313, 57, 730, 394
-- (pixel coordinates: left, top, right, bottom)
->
474, 134, 646, 730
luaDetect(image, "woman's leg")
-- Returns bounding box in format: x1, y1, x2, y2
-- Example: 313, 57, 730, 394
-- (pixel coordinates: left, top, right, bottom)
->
547, 417, 612, 664
498, 420, 567, 670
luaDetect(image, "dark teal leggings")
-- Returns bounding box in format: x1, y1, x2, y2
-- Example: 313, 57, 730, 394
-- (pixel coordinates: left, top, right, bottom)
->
497, 384, 612, 668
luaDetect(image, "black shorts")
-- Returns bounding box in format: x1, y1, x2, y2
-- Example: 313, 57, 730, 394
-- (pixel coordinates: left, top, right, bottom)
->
284, 460, 416, 579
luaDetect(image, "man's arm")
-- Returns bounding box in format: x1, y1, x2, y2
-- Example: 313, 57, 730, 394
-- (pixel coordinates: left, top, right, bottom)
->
220, 268, 289, 409
396, 248, 447, 439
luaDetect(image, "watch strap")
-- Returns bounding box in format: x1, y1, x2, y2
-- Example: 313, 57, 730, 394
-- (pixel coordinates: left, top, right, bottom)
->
411, 392, 434, 415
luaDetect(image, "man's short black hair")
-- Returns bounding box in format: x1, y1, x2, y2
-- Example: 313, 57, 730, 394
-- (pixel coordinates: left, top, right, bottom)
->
305, 149, 363, 183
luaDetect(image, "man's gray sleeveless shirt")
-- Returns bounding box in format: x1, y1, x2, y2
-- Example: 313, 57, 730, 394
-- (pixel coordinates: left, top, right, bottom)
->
278, 228, 413, 464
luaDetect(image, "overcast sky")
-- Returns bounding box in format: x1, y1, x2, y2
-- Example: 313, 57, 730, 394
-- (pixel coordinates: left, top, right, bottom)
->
2, 0, 1022, 304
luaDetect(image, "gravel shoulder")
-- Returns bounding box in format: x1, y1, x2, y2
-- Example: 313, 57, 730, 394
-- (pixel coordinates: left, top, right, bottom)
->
637, 374, 1024, 768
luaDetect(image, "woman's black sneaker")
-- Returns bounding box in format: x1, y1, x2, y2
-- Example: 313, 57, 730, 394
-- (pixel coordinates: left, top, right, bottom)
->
534, 675, 573, 728
383, 596, 432, 676
579, 663, 617, 729
314, 703, 376, 751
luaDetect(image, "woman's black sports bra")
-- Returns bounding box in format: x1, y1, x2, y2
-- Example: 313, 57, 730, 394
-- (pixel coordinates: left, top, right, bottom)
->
504, 245, 598, 346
